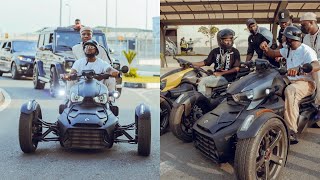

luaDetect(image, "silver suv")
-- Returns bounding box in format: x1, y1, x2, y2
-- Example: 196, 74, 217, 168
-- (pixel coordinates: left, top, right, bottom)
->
33, 27, 121, 97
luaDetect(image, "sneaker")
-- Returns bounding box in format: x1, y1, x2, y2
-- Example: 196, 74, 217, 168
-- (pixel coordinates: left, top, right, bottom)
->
289, 130, 299, 145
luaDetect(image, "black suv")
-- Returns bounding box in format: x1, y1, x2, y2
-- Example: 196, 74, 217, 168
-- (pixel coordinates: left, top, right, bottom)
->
0, 40, 37, 79
33, 27, 120, 97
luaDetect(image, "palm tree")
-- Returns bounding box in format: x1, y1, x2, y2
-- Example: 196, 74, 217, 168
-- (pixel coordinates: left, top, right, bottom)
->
198, 25, 219, 50
122, 50, 138, 77
122, 50, 137, 66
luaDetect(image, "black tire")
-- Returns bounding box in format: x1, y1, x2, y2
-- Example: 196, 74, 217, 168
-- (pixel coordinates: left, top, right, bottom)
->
169, 102, 208, 142
49, 67, 59, 97
136, 111, 151, 156
19, 104, 43, 153
234, 118, 288, 180
11, 62, 20, 79
160, 98, 171, 136
33, 65, 45, 89
0, 71, 2, 76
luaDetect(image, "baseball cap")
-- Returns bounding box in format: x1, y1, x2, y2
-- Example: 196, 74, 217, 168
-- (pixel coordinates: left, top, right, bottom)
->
300, 12, 317, 21
246, 18, 256, 27
278, 9, 291, 23
80, 26, 93, 34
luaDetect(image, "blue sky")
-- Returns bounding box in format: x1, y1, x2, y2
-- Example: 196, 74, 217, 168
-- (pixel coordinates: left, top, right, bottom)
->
0, 0, 159, 33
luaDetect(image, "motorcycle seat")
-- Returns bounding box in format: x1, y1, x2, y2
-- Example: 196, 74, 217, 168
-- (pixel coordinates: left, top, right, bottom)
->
208, 84, 228, 90
299, 93, 315, 106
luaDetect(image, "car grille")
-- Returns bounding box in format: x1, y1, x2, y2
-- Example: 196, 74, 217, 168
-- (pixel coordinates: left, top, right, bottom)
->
64, 129, 110, 149
194, 130, 220, 162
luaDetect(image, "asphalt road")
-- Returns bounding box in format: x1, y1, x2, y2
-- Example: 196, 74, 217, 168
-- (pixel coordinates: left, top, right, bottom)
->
0, 74, 160, 180
160, 125, 320, 180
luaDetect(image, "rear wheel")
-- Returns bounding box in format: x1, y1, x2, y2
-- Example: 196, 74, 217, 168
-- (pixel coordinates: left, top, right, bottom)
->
160, 98, 171, 136
0, 71, 3, 76
33, 65, 45, 89
19, 104, 43, 153
136, 107, 151, 156
11, 62, 20, 79
234, 118, 288, 180
169, 102, 208, 142
49, 67, 59, 97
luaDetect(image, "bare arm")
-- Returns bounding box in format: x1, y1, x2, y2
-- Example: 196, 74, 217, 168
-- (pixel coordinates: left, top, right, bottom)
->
260, 41, 282, 59
246, 54, 253, 62
191, 61, 205, 67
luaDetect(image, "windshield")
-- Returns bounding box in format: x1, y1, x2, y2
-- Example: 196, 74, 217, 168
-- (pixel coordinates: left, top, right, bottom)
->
12, 41, 37, 52
55, 32, 107, 52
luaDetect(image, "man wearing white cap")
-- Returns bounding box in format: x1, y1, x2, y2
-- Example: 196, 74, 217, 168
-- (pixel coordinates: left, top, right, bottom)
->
71, 26, 116, 93
300, 12, 320, 115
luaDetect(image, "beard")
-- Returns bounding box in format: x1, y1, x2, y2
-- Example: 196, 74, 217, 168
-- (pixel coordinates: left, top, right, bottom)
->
85, 53, 95, 58
300, 25, 309, 34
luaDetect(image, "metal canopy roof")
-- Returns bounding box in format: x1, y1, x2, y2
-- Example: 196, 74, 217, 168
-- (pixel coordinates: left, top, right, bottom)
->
160, 0, 320, 25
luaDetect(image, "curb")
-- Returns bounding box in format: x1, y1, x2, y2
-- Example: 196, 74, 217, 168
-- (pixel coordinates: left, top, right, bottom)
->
123, 82, 160, 89
0, 90, 4, 106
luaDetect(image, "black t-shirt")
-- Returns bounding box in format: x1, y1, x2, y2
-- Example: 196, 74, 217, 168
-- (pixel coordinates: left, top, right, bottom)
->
278, 28, 285, 44
247, 32, 270, 58
247, 33, 280, 67
204, 47, 241, 82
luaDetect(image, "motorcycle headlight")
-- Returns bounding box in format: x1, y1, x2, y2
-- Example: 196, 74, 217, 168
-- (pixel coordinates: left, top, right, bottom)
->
160, 79, 167, 90
93, 94, 108, 104
70, 92, 84, 103
232, 90, 254, 103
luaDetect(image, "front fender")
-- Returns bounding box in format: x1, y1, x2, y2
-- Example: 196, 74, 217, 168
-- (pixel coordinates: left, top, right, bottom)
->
135, 103, 151, 119
237, 111, 288, 139
174, 91, 210, 116
160, 94, 172, 106
20, 100, 40, 115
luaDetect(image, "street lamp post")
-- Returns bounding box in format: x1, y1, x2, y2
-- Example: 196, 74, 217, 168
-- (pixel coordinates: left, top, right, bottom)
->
59, 0, 62, 26
65, 4, 71, 26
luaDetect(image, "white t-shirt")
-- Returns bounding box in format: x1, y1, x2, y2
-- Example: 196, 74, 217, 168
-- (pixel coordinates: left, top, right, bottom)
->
72, 42, 112, 64
302, 29, 320, 60
71, 57, 112, 76
280, 43, 317, 81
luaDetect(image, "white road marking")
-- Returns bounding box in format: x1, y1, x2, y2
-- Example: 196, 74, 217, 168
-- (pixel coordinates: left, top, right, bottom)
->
0, 88, 11, 111
160, 161, 175, 176
124, 88, 158, 105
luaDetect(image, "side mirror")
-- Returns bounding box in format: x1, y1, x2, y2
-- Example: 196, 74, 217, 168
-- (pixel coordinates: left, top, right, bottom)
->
121, 66, 129, 73
112, 61, 120, 70
109, 48, 114, 54
43, 44, 53, 51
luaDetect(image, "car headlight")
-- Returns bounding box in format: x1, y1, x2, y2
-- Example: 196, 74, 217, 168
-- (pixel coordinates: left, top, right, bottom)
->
160, 79, 167, 90
70, 92, 84, 103
18, 56, 32, 62
93, 94, 108, 104
232, 90, 254, 103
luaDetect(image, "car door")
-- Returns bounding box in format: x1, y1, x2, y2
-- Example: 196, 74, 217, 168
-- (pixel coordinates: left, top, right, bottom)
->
4, 41, 14, 71
1, 41, 13, 72
0, 42, 8, 71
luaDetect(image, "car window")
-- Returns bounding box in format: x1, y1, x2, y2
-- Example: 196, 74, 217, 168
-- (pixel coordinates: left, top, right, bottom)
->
55, 32, 107, 52
12, 41, 37, 52
38, 34, 45, 47
1, 42, 7, 49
